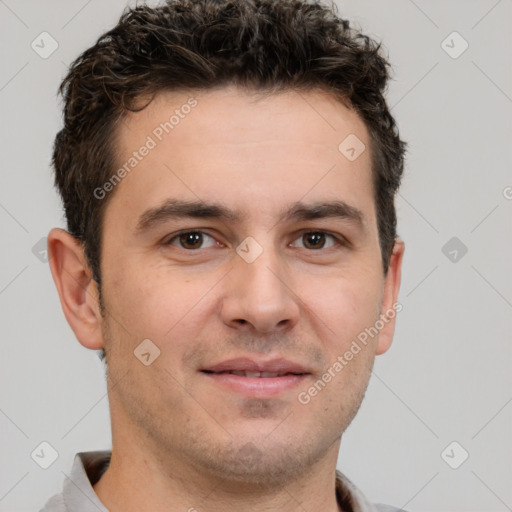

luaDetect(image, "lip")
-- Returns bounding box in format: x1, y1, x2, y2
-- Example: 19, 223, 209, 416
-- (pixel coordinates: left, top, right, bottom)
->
202, 357, 309, 374
200, 357, 311, 398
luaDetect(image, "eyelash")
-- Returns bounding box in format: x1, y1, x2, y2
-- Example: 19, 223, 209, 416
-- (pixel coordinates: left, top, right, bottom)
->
162, 229, 348, 251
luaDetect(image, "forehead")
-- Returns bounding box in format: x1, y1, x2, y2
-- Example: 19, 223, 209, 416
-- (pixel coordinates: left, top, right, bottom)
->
119, 86, 370, 155
107, 86, 375, 231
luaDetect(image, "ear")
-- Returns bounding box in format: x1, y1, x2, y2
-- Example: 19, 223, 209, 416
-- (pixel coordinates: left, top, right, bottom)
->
47, 228, 104, 351
375, 238, 405, 356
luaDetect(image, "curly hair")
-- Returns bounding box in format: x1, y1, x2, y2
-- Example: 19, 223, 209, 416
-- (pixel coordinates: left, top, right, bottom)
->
54, 0, 406, 291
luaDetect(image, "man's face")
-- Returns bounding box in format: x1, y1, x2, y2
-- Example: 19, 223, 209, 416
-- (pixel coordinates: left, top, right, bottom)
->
96, 86, 402, 484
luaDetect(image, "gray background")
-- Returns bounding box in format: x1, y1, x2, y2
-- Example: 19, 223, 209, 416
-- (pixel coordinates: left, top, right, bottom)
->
1, 1, 511, 511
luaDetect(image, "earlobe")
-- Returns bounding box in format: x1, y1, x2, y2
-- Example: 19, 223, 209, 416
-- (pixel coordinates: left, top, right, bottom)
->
47, 228, 104, 351
376, 238, 405, 355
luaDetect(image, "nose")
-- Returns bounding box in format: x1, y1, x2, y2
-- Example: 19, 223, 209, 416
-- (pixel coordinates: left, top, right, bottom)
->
220, 242, 300, 334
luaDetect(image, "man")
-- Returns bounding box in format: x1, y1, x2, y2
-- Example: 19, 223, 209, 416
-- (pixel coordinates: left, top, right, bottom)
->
43, 0, 406, 511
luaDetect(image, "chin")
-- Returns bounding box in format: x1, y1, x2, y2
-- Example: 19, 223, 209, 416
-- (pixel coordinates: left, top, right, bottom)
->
189, 435, 325, 488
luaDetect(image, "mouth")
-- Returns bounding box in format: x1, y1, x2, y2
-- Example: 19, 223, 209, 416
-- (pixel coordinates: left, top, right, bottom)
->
202, 370, 304, 378
200, 358, 311, 397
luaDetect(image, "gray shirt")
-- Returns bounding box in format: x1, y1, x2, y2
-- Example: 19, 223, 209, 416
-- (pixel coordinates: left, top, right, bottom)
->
39, 451, 406, 512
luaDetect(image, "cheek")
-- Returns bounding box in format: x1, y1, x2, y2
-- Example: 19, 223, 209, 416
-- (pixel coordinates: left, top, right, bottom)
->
104, 259, 219, 343
306, 281, 379, 393
306, 271, 382, 335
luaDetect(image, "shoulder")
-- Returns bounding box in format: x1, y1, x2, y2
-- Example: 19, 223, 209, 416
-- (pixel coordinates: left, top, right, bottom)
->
335, 469, 407, 512
372, 504, 408, 512
38, 492, 67, 512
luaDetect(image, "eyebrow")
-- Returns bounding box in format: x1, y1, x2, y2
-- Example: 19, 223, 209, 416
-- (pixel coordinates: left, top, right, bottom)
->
135, 198, 365, 234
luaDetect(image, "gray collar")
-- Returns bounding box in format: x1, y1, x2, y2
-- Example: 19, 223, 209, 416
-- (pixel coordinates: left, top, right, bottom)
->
42, 450, 388, 512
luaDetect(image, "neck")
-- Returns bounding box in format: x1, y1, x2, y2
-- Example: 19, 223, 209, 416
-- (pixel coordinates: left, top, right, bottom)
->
93, 432, 343, 512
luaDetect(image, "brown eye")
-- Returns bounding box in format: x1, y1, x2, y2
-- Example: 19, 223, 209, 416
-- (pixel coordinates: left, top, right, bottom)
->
165, 231, 217, 250
179, 232, 203, 249
303, 232, 326, 249
291, 231, 338, 250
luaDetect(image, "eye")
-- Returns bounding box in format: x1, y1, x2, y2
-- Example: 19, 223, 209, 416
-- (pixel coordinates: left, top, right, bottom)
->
164, 230, 219, 250
290, 231, 341, 250
162, 229, 345, 252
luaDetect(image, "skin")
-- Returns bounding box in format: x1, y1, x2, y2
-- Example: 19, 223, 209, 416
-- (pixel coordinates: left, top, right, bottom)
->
48, 86, 404, 512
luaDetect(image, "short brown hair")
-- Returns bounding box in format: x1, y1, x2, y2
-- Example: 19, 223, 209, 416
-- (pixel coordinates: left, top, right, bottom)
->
53, 0, 406, 287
